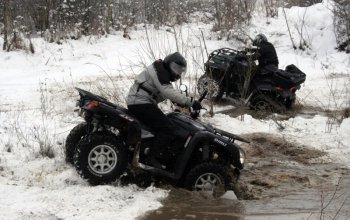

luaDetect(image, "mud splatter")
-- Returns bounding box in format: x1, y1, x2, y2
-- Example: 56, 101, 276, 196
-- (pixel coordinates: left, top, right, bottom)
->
234, 132, 344, 200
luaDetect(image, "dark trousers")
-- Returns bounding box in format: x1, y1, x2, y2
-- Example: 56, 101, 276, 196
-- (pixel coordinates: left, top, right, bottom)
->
258, 64, 278, 75
127, 104, 174, 160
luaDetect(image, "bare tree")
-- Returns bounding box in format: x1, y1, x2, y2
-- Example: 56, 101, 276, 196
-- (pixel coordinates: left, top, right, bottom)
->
0, 0, 257, 45
3, 0, 11, 51
264, 0, 278, 18
333, 0, 350, 52
282, 7, 297, 50
212, 0, 256, 41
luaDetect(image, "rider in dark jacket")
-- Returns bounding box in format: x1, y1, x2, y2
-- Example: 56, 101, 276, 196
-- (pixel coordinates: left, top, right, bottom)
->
126, 52, 202, 169
250, 34, 279, 74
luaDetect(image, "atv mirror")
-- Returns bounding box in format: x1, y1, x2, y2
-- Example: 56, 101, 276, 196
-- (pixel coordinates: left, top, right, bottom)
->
179, 84, 188, 93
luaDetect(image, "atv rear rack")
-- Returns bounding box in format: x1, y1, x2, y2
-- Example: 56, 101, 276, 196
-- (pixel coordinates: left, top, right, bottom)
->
205, 48, 246, 72
208, 48, 240, 60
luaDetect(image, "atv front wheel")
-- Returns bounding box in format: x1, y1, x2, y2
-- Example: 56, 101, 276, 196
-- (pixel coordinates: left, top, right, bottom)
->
65, 123, 89, 164
197, 74, 223, 101
184, 162, 230, 196
73, 134, 127, 185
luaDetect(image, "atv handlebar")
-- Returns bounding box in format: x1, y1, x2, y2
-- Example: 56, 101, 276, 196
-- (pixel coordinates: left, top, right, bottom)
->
198, 90, 208, 103
179, 84, 208, 119
190, 90, 208, 120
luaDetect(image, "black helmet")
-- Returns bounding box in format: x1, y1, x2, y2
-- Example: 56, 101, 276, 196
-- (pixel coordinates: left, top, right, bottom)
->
163, 52, 187, 81
253, 33, 267, 46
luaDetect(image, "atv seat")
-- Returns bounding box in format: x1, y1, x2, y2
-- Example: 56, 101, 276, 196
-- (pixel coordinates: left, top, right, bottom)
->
255, 64, 306, 88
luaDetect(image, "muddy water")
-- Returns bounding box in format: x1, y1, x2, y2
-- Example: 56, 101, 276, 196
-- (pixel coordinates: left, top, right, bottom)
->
141, 133, 350, 220
244, 175, 350, 220
214, 101, 348, 120
141, 189, 245, 220
141, 175, 350, 220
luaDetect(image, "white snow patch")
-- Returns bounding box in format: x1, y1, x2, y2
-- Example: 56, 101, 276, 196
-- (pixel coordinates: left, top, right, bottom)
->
0, 1, 349, 219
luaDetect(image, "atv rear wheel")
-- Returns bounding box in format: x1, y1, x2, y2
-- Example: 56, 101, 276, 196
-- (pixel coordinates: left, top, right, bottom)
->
285, 98, 295, 109
73, 134, 127, 185
65, 123, 89, 164
184, 162, 230, 197
250, 94, 286, 114
197, 74, 223, 101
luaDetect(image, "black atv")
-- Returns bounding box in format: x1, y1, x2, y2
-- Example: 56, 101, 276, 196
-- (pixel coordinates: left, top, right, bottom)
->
197, 48, 306, 112
65, 86, 248, 195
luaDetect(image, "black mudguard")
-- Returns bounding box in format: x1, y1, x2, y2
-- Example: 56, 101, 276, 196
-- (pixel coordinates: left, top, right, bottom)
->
173, 131, 243, 179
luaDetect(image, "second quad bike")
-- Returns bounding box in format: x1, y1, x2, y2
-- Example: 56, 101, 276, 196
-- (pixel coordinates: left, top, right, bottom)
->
197, 48, 306, 112
65, 86, 248, 195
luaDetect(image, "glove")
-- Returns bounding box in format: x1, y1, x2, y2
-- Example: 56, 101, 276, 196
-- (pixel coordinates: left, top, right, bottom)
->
192, 100, 202, 111
244, 47, 257, 53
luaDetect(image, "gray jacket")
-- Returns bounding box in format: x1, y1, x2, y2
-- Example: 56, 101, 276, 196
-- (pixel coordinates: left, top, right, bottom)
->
126, 63, 192, 107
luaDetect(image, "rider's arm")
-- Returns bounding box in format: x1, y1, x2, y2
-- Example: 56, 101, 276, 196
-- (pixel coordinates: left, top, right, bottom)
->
244, 48, 259, 61
244, 47, 258, 53
149, 68, 193, 107
250, 51, 260, 60
156, 82, 193, 107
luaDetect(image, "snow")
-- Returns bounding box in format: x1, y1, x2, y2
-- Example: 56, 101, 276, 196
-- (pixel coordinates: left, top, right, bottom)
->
0, 1, 349, 219
0, 183, 166, 220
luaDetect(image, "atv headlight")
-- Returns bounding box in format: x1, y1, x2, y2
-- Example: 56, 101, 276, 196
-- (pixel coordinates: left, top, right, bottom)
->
239, 148, 246, 165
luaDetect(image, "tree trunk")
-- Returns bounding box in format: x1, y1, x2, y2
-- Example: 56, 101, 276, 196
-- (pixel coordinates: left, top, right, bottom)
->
3, 0, 11, 51
107, 0, 113, 28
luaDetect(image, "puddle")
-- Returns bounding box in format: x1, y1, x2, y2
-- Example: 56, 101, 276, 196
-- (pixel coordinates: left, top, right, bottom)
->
140, 189, 245, 220
244, 175, 350, 220
140, 133, 350, 220
141, 176, 350, 220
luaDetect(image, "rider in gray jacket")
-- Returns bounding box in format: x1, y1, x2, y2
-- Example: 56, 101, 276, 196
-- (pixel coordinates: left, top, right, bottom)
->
126, 61, 193, 107
126, 52, 202, 169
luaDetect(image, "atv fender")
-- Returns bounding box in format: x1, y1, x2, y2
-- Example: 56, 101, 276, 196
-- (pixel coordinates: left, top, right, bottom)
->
211, 138, 243, 169
177, 131, 243, 174
253, 83, 274, 92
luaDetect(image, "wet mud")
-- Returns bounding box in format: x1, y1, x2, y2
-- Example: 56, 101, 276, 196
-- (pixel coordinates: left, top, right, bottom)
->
235, 133, 344, 200
140, 189, 245, 220
140, 132, 350, 220
213, 97, 350, 122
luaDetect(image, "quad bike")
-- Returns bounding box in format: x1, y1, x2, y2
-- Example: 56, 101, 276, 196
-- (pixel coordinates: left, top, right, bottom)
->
65, 86, 248, 194
197, 48, 306, 112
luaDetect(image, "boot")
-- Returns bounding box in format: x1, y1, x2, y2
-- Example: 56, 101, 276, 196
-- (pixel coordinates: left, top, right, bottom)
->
147, 147, 166, 169
148, 156, 166, 170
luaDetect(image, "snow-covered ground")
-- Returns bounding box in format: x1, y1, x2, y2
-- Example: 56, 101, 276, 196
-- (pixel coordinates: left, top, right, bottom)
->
0, 1, 349, 219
